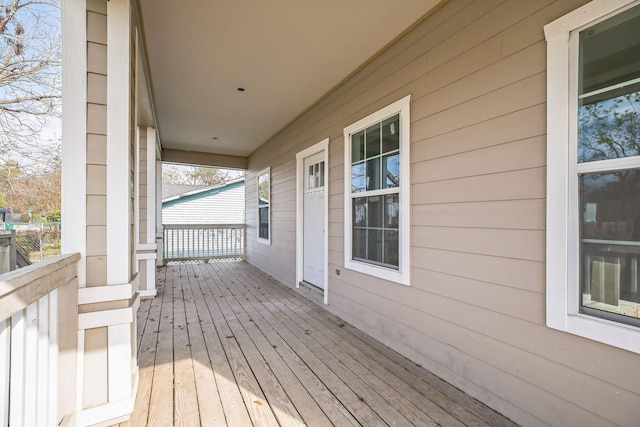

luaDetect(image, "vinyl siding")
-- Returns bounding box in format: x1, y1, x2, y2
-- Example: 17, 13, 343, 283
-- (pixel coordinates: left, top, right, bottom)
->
86, 3, 107, 287
245, 0, 640, 426
162, 181, 245, 225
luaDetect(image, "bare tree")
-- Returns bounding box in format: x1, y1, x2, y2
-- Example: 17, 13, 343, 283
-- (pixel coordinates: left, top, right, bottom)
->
0, 0, 61, 160
163, 164, 242, 186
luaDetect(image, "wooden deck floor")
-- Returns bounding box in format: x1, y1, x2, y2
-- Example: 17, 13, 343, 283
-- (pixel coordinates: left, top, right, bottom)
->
120, 261, 517, 427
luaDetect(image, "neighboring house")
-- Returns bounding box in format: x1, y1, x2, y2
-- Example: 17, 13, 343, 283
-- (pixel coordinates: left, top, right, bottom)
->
162, 178, 244, 225
24, 0, 637, 425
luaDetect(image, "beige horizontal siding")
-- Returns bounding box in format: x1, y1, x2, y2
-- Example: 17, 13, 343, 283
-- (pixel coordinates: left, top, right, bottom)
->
246, 0, 640, 425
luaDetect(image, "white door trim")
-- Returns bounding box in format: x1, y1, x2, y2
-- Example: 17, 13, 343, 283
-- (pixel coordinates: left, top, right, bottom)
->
296, 138, 329, 305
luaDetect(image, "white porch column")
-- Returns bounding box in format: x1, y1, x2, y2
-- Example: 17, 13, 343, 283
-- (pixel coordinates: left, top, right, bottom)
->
156, 159, 164, 266
61, 0, 86, 422
136, 126, 158, 298
66, 0, 140, 425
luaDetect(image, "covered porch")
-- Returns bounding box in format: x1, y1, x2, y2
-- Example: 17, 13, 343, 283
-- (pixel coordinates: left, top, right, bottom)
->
120, 261, 515, 427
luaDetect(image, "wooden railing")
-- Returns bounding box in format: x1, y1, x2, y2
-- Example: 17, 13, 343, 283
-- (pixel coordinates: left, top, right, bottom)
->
163, 224, 246, 263
0, 253, 80, 426
0, 231, 17, 274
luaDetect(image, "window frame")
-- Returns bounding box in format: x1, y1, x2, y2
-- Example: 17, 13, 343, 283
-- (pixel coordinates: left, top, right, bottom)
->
545, 0, 640, 353
343, 95, 411, 285
257, 167, 271, 245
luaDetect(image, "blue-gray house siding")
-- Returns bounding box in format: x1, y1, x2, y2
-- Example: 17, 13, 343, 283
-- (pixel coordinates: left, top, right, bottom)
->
162, 179, 245, 225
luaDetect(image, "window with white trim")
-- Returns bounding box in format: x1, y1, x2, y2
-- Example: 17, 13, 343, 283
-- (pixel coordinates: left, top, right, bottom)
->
257, 167, 270, 244
545, 0, 640, 353
344, 96, 411, 285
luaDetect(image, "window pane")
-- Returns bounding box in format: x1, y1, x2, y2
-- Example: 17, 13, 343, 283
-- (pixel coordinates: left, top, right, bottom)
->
352, 131, 365, 163
578, 89, 640, 162
351, 162, 366, 193
580, 170, 640, 323
258, 173, 269, 202
366, 157, 381, 191
319, 161, 325, 188
367, 229, 383, 264
384, 230, 399, 268
579, 5, 640, 96
368, 196, 383, 228
353, 228, 366, 260
382, 115, 400, 154
308, 165, 314, 189
366, 123, 381, 158
353, 197, 366, 227
578, 4, 640, 163
385, 194, 399, 229
259, 206, 269, 239
383, 153, 400, 188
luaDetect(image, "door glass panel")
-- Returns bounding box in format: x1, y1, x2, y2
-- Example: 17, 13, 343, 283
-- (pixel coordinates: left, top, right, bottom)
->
319, 161, 325, 188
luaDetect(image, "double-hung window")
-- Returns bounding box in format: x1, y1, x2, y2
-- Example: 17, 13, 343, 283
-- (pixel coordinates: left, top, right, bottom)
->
257, 167, 270, 244
545, 0, 640, 353
343, 96, 410, 285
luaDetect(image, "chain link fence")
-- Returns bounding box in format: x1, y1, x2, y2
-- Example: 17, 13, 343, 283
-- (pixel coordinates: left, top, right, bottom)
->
0, 222, 61, 264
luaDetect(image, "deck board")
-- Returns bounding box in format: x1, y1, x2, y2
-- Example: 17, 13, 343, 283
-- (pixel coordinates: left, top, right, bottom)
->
121, 261, 519, 427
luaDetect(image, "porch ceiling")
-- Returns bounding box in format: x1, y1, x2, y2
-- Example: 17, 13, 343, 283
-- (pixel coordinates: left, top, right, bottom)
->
138, 0, 441, 159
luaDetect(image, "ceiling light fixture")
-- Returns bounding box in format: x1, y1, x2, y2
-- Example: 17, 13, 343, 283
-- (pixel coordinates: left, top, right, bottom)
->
237, 87, 246, 92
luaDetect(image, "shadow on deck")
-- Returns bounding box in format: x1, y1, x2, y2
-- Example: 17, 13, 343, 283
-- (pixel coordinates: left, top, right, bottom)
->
120, 261, 518, 426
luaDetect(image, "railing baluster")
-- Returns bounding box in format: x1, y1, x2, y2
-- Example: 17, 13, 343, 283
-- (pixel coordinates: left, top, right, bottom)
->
37, 294, 50, 426
161, 224, 247, 262
48, 289, 58, 426
10, 310, 26, 425
0, 319, 10, 426
24, 302, 38, 427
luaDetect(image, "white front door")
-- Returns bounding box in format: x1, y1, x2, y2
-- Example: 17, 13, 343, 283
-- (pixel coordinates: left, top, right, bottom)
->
303, 152, 326, 289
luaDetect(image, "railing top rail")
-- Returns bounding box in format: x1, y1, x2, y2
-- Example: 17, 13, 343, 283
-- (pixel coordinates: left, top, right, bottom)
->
163, 223, 246, 230
0, 253, 80, 321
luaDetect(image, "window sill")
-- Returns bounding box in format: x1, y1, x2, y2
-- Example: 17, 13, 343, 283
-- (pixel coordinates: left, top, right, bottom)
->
548, 311, 640, 354
345, 258, 409, 286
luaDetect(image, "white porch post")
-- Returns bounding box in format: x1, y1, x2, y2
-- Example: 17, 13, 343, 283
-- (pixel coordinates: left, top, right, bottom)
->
61, 0, 86, 421
136, 126, 158, 298
156, 159, 164, 266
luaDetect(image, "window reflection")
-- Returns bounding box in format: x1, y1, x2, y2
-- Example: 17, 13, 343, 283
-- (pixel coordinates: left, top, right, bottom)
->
580, 170, 640, 322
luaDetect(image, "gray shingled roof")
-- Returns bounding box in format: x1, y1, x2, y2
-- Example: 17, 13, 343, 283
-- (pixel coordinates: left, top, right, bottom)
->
161, 184, 209, 200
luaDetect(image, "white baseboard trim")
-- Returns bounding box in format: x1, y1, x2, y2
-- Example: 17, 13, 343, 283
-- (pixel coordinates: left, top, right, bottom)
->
135, 252, 157, 260
138, 289, 157, 298
76, 397, 133, 427
76, 367, 139, 427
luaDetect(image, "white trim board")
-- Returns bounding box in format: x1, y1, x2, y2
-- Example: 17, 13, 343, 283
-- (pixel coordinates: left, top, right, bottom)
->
78, 284, 133, 305
295, 138, 330, 305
